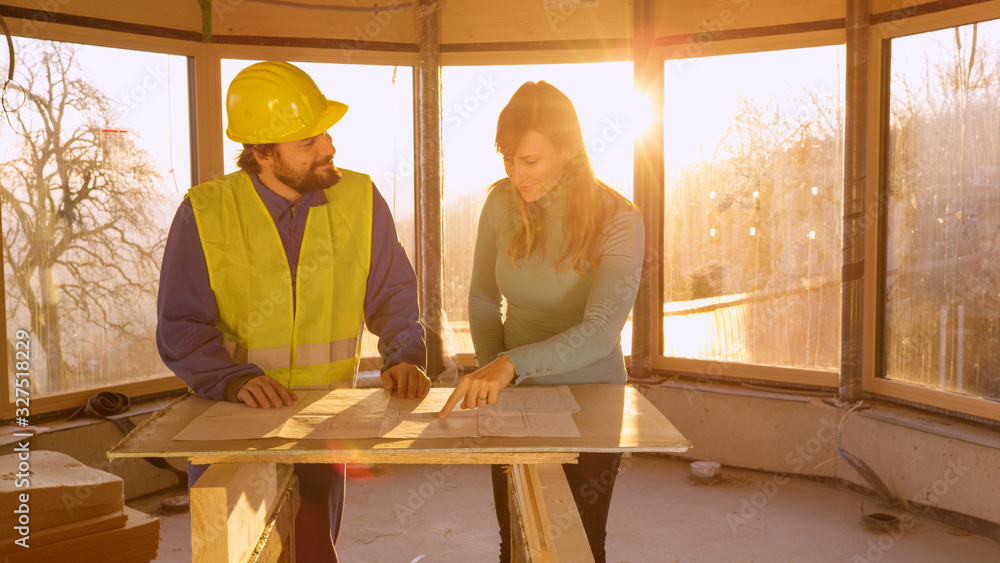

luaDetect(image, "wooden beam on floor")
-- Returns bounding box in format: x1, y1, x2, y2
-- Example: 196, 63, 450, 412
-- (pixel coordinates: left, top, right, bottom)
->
534, 463, 594, 563
509, 463, 595, 563
190, 462, 294, 563
247, 474, 300, 563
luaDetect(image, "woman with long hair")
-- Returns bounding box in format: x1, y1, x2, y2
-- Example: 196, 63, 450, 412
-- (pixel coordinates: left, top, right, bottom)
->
439, 80, 644, 563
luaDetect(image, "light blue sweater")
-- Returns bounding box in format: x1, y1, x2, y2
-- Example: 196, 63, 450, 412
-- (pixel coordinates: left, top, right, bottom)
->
468, 180, 644, 385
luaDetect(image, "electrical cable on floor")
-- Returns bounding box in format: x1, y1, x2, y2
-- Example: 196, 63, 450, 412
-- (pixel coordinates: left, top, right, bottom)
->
834, 401, 907, 532
836, 401, 904, 509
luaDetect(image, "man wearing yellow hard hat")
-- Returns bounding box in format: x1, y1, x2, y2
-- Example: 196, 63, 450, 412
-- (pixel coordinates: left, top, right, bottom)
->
156, 61, 429, 561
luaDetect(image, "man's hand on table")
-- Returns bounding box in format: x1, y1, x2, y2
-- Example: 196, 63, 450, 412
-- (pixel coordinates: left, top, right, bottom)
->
236, 375, 298, 408
380, 362, 431, 399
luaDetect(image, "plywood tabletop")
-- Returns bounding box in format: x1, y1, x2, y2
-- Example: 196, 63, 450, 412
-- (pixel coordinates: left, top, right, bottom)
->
107, 384, 691, 465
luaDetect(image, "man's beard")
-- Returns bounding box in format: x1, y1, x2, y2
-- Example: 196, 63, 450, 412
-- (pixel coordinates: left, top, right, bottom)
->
273, 154, 342, 195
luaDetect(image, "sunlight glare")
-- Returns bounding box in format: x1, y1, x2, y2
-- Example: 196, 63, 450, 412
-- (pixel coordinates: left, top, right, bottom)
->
619, 88, 654, 139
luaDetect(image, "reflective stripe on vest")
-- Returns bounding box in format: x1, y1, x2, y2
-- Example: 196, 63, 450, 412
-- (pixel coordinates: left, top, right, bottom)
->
237, 336, 360, 370
188, 169, 372, 388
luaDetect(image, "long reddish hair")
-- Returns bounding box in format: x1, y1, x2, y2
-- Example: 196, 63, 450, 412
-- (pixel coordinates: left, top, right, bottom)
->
494, 81, 627, 275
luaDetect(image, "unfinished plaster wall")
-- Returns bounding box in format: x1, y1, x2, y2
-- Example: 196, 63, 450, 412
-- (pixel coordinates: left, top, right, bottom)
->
641, 383, 1000, 536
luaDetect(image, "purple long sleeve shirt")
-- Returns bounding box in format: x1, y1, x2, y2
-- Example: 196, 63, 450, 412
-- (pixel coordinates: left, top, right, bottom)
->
156, 172, 425, 401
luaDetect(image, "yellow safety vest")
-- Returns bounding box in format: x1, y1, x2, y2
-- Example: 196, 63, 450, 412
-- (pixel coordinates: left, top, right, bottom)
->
188, 169, 372, 388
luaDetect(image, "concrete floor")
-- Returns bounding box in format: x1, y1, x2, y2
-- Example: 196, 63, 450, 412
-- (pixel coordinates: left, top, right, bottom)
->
130, 454, 1000, 563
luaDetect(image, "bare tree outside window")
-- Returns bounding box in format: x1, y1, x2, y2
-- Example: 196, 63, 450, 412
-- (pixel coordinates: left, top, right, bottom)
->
2, 40, 169, 395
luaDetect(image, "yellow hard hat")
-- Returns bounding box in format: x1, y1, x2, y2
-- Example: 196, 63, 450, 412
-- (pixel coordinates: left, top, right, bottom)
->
225, 61, 348, 144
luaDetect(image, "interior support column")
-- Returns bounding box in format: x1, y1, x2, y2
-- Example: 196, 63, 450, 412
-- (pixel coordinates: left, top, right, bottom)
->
630, 0, 665, 379
841, 0, 869, 402
416, 0, 445, 378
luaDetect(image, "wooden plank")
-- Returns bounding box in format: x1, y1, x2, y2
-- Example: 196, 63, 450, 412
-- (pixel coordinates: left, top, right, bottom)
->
0, 450, 123, 515
0, 0, 201, 34
212, 0, 416, 43
0, 510, 128, 555
534, 464, 594, 563
190, 463, 294, 563
508, 464, 547, 562
870, 0, 996, 19
247, 474, 300, 563
652, 356, 837, 387
653, 0, 844, 38
108, 385, 691, 465
521, 465, 549, 562
189, 451, 578, 466
526, 465, 560, 563
441, 0, 630, 45
0, 503, 123, 535
32, 533, 160, 563
507, 465, 533, 563
509, 463, 596, 563
1, 506, 159, 563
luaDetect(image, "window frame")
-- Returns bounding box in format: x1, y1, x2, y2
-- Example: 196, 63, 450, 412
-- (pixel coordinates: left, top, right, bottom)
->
438, 56, 639, 371
7, 3, 1000, 424
0, 21, 205, 420
212, 47, 420, 373
0, 21, 422, 420
651, 30, 847, 389
436, 48, 636, 374
862, 1, 1000, 423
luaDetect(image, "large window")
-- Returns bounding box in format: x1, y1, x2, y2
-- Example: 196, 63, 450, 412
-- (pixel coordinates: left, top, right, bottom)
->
662, 46, 845, 373
885, 20, 1000, 400
2, 37, 190, 397
220, 60, 415, 360
441, 62, 643, 360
